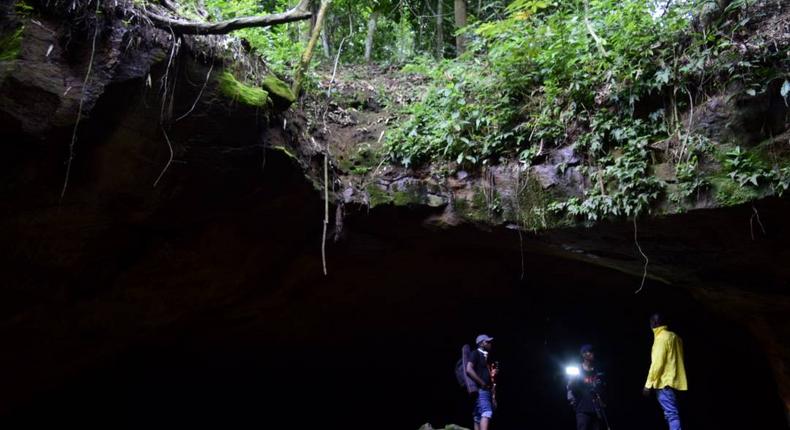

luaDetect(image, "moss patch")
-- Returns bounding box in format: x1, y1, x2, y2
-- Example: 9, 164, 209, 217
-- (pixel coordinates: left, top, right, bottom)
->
262, 74, 295, 111
710, 175, 764, 207
507, 175, 559, 230
366, 184, 392, 207
218, 71, 270, 107
392, 185, 424, 206
365, 182, 427, 207
337, 144, 381, 175
0, 27, 23, 62
455, 187, 497, 222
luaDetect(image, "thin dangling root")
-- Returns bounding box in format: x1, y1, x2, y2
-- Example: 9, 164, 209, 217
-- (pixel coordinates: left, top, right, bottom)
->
153, 126, 174, 188
61, 0, 101, 203
633, 216, 649, 294
322, 151, 329, 276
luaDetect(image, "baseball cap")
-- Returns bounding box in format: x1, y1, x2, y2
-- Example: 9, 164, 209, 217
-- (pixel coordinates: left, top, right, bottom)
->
476, 334, 494, 345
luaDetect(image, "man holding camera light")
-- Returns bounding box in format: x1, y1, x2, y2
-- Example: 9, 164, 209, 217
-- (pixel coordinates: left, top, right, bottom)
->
566, 344, 609, 430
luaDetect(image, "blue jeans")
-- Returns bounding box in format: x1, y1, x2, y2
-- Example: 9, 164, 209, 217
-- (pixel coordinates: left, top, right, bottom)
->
473, 389, 494, 423
657, 388, 682, 430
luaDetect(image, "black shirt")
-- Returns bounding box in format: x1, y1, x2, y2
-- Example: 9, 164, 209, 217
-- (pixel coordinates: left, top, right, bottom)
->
568, 366, 606, 413
468, 349, 491, 389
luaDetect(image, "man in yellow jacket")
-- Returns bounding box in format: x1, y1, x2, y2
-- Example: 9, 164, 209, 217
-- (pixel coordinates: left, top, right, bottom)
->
643, 313, 687, 430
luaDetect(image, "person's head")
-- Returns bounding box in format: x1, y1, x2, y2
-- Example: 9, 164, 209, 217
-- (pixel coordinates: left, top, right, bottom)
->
650, 313, 665, 329
476, 334, 494, 351
580, 344, 595, 363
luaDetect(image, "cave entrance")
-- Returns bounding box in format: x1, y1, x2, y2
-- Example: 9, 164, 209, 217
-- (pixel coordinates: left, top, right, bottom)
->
5, 207, 788, 430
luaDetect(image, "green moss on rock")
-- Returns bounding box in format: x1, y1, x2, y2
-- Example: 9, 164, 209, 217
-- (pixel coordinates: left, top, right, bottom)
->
336, 145, 380, 175
392, 189, 421, 206
262, 74, 295, 111
364, 181, 431, 208
366, 184, 392, 207
390, 182, 426, 206
711, 176, 763, 207
218, 71, 270, 107
455, 187, 496, 222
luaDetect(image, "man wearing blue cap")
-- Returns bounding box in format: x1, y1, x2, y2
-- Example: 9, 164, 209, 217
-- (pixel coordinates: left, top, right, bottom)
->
567, 344, 608, 430
466, 334, 495, 430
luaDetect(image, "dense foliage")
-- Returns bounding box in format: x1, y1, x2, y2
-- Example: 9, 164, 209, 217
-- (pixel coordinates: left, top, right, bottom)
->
382, 0, 789, 219
148, 0, 788, 220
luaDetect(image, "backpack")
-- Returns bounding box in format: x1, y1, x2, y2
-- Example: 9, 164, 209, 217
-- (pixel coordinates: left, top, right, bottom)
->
454, 344, 478, 394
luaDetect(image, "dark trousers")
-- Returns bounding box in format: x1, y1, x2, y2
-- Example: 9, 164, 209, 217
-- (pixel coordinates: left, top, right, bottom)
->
576, 412, 602, 430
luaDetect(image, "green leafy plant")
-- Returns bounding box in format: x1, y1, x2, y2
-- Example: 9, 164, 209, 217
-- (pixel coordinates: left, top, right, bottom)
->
722, 146, 769, 187
0, 27, 24, 62
772, 166, 790, 196
714, 146, 790, 205
549, 136, 664, 221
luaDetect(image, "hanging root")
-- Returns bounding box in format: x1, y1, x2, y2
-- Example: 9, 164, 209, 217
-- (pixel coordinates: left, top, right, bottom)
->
633, 216, 649, 294
517, 228, 525, 281
159, 30, 181, 124
60, 0, 101, 203
750, 204, 766, 240
322, 151, 329, 276
513, 169, 526, 280
153, 126, 174, 187
175, 62, 214, 122
334, 203, 344, 242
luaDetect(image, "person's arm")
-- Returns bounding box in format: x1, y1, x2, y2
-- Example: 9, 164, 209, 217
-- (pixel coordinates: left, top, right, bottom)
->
644, 335, 668, 393
466, 360, 487, 389
567, 380, 577, 407
594, 372, 607, 407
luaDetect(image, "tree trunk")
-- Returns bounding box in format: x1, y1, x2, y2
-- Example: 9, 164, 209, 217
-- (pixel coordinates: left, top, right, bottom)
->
292, 0, 332, 96
436, 0, 444, 59
302, 1, 317, 44
364, 11, 380, 63
322, 21, 332, 59
454, 0, 466, 55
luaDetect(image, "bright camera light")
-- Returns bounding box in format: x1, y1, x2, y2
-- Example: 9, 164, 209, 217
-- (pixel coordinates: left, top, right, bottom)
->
565, 366, 580, 376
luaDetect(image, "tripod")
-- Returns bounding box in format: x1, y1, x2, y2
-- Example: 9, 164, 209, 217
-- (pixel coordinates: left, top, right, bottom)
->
590, 389, 612, 430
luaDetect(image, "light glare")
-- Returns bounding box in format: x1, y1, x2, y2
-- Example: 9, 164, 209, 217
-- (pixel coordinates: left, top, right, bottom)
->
565, 366, 580, 376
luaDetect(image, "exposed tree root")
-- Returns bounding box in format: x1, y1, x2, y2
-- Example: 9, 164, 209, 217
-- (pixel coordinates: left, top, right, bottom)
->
153, 126, 174, 188
633, 216, 650, 294
159, 31, 181, 123
750, 204, 766, 240
175, 62, 214, 122
322, 150, 329, 276
60, 0, 101, 203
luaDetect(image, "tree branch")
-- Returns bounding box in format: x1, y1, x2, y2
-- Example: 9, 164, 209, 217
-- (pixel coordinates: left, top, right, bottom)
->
145, 0, 313, 35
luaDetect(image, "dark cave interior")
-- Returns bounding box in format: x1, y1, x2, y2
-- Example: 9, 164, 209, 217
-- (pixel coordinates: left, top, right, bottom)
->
1, 73, 789, 429
2, 203, 788, 429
